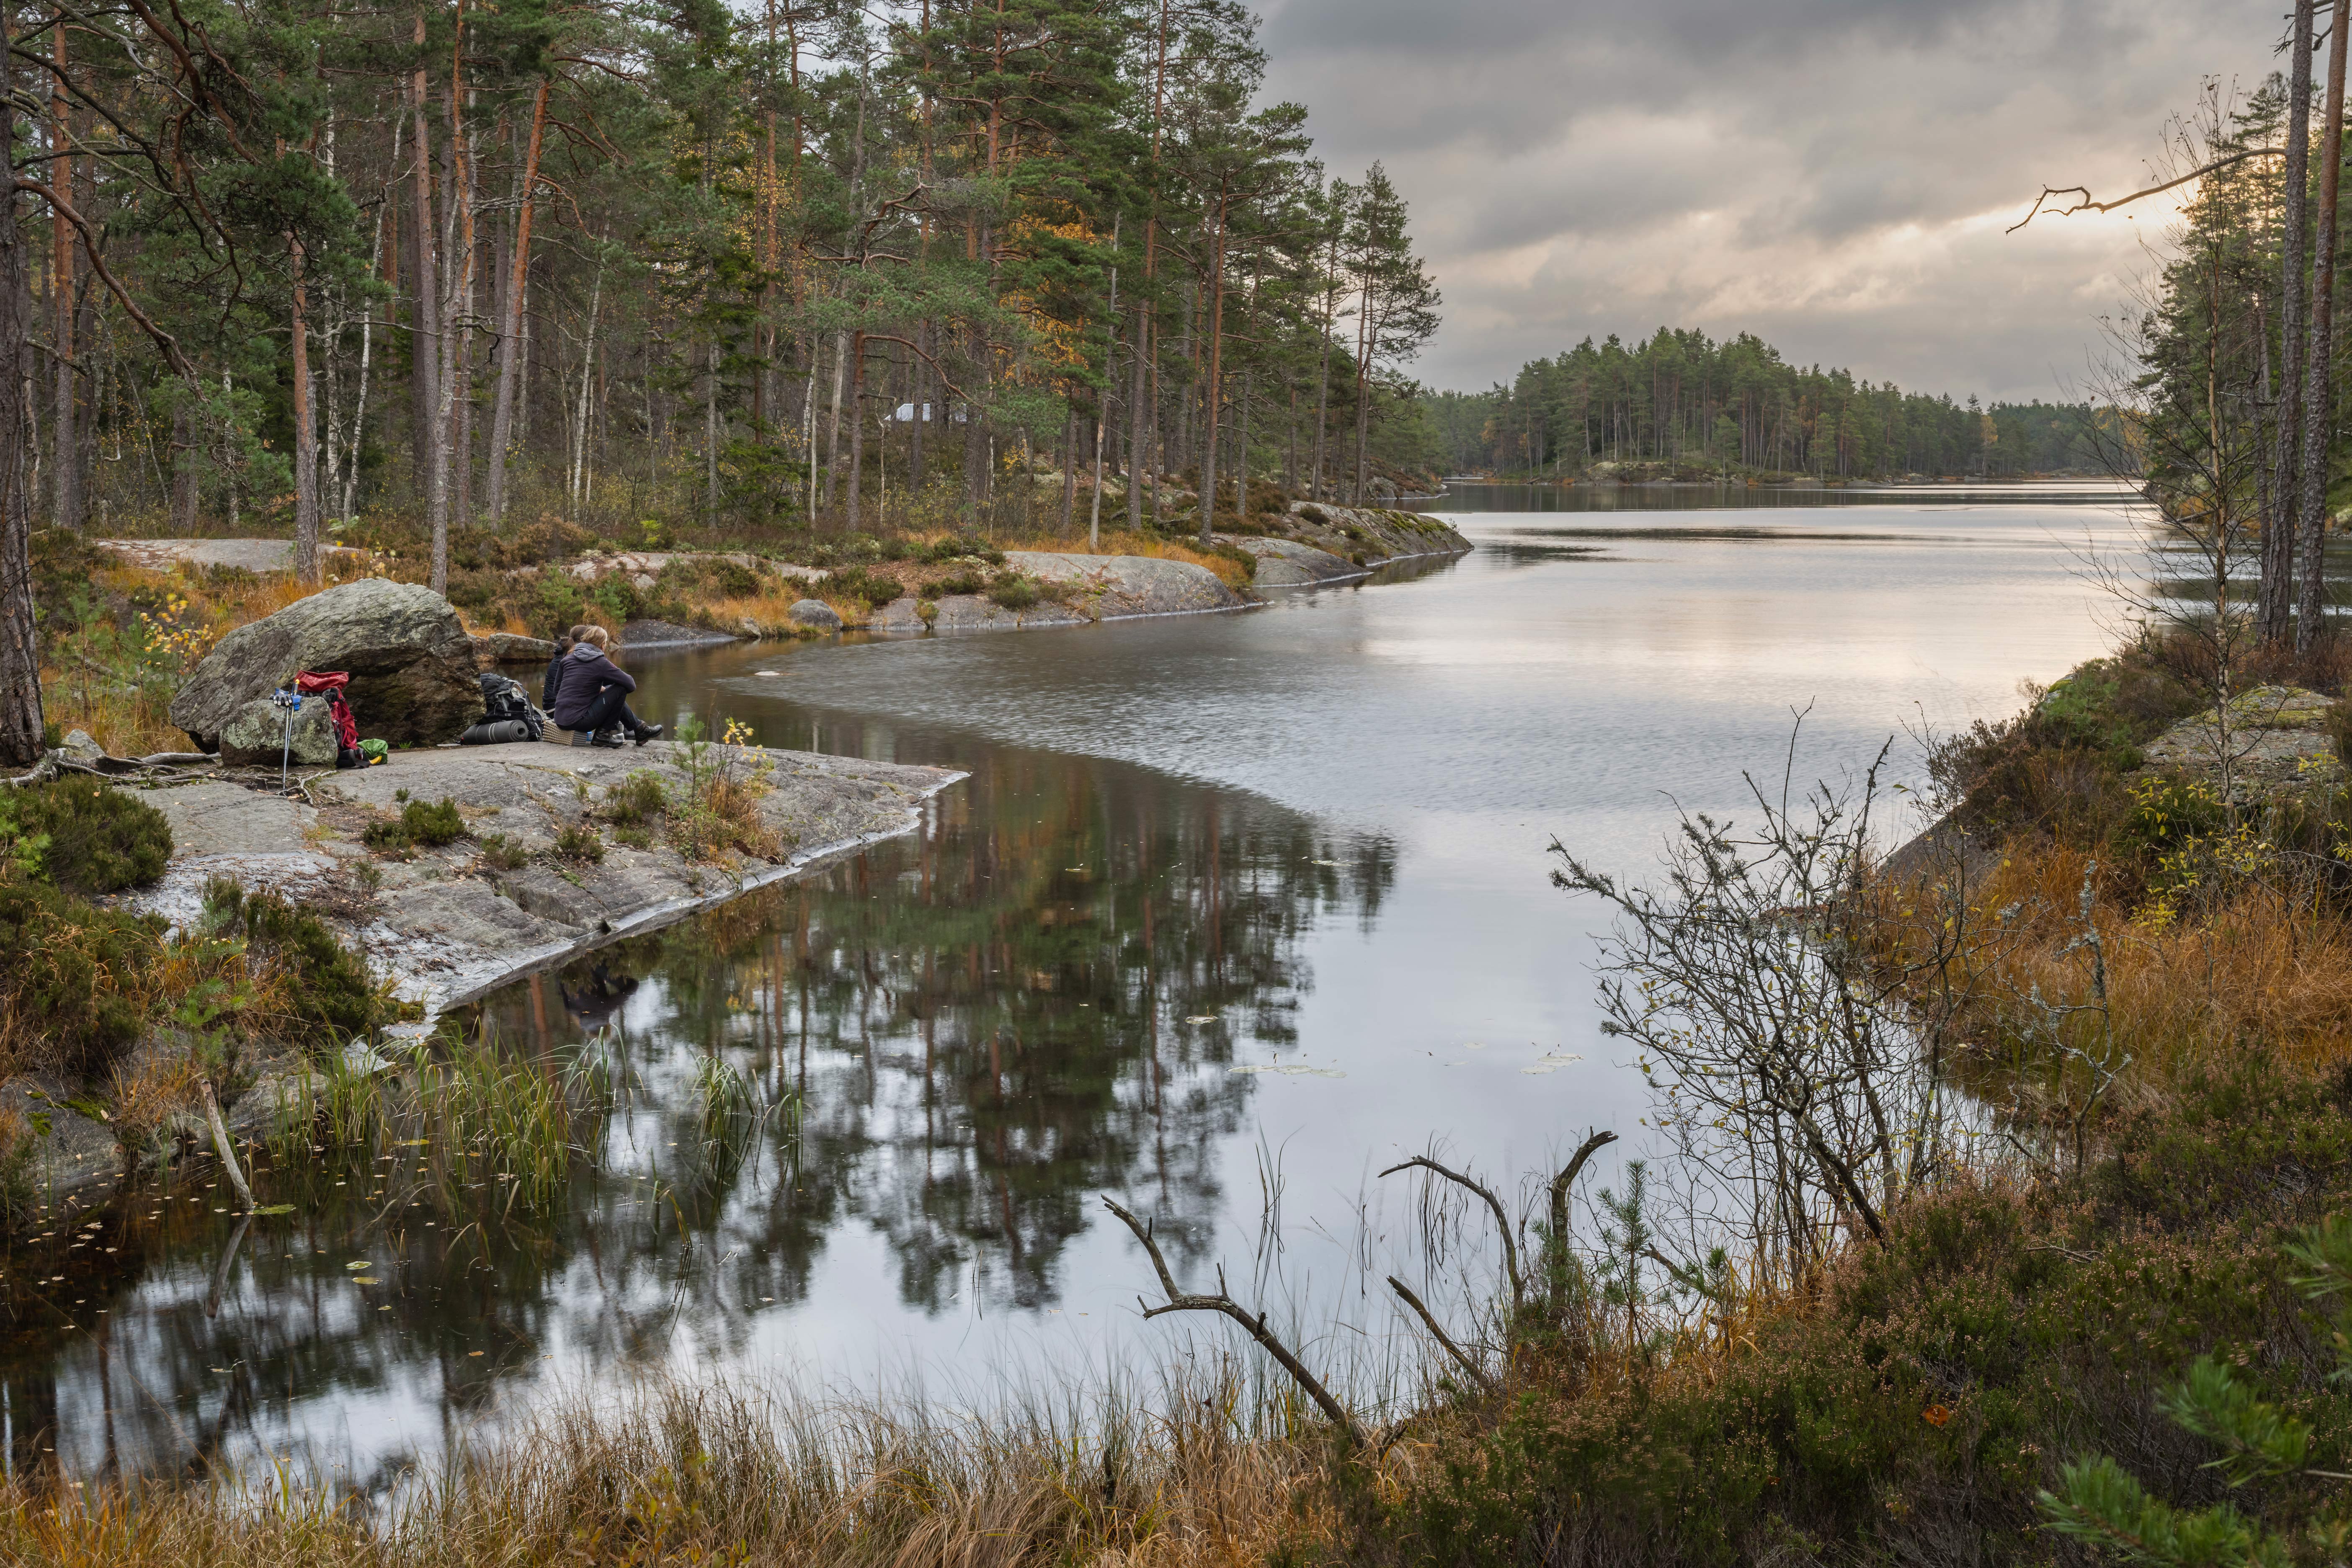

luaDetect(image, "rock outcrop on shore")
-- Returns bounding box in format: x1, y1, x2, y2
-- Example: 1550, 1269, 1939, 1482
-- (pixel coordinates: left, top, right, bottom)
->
170, 579, 483, 753
8, 738, 961, 1219
2137, 685, 2341, 802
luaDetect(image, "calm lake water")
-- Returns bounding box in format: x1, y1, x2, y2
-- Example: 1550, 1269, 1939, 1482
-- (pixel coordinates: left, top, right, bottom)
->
0, 483, 2138, 1485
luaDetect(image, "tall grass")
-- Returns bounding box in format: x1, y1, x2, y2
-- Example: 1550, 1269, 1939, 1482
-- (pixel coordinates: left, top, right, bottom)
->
272, 1025, 612, 1215
0, 1362, 1342, 1567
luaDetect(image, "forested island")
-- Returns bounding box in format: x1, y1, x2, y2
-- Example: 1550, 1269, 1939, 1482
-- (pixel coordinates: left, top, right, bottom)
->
1421, 327, 2106, 480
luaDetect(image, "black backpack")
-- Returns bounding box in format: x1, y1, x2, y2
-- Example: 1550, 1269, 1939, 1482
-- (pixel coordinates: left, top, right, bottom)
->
475, 672, 545, 740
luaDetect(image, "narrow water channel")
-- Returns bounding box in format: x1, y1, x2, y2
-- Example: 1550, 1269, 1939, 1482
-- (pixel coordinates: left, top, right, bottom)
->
0, 485, 2139, 1485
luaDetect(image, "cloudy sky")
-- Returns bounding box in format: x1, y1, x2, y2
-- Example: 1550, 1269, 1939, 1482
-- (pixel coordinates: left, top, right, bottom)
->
1259, 0, 2278, 402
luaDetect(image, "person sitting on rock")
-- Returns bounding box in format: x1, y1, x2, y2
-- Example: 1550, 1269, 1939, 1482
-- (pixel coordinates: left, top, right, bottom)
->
542, 625, 582, 716
550, 625, 663, 748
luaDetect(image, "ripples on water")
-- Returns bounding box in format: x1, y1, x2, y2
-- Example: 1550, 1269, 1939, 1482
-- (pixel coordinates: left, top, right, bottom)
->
0, 484, 2139, 1483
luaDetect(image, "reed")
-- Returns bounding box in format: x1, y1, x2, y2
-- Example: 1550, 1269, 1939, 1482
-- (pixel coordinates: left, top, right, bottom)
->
270, 1025, 611, 1215
0, 1362, 1341, 1567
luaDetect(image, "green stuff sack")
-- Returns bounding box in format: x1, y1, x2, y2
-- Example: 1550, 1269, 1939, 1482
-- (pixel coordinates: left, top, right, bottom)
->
359, 738, 389, 766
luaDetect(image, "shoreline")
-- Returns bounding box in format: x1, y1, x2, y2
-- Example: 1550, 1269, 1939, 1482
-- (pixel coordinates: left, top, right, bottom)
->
5, 739, 962, 1226
6, 529, 1471, 1230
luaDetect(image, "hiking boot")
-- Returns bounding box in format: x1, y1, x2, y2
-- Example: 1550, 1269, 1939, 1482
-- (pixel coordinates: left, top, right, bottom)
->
632, 723, 665, 747
589, 727, 627, 749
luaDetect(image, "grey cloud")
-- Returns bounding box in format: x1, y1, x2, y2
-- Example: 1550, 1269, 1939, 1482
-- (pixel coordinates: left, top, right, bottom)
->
1261, 0, 2281, 396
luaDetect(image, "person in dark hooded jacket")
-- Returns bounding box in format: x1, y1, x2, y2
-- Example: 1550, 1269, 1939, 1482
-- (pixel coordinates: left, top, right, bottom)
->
550, 626, 664, 747
542, 625, 583, 714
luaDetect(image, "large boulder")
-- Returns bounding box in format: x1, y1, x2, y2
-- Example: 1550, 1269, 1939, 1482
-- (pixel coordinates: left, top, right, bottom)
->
170, 579, 481, 752
218, 694, 341, 768
787, 598, 843, 631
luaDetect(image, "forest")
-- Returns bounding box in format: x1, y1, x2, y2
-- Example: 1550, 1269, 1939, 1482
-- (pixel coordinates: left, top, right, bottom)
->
1422, 327, 2106, 480
0, 0, 1446, 762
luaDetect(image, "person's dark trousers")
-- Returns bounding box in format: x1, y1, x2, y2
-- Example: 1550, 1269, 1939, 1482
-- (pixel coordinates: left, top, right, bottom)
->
572, 683, 648, 738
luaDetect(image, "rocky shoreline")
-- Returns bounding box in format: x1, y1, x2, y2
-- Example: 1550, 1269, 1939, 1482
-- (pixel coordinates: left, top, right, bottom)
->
559, 503, 1473, 637
12, 509, 1473, 1229
5, 738, 960, 1225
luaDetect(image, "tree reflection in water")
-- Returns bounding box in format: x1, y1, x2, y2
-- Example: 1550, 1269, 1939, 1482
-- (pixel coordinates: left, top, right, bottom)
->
0, 734, 1393, 1486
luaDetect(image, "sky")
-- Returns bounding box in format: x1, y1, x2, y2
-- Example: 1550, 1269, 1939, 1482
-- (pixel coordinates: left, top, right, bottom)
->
1259, 0, 2280, 403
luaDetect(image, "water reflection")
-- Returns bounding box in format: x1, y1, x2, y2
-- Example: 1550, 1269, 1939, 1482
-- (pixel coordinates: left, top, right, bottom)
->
2, 493, 2133, 1486
1410, 480, 2141, 513
0, 740, 1389, 1483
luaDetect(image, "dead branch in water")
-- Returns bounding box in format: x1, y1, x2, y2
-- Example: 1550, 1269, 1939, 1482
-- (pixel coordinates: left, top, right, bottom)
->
1101, 1196, 1365, 1452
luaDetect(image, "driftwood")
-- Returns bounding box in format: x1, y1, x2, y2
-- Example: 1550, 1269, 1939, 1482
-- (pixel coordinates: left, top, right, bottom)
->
1385, 1274, 1496, 1392
1380, 1130, 1620, 1383
1101, 1196, 1365, 1451
1380, 1153, 1525, 1310
199, 1080, 254, 1212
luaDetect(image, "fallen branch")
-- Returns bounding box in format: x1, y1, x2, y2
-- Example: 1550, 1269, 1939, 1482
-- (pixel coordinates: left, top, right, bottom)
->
199, 1080, 254, 1212
1387, 1274, 1496, 1393
1101, 1196, 1364, 1451
2008, 148, 2286, 232
1380, 1153, 1524, 1310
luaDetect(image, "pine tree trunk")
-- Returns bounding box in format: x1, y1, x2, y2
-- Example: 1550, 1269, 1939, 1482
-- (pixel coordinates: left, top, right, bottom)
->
2301, 0, 2351, 654
486, 78, 548, 526
170, 401, 199, 532
409, 21, 441, 515
291, 233, 319, 581
49, 21, 77, 532
845, 332, 864, 529
1127, 302, 1148, 531
1195, 196, 1230, 547
1060, 404, 1078, 535
0, 23, 41, 766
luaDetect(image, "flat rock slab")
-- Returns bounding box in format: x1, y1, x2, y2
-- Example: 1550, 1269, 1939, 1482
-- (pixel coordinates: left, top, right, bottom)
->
566, 551, 828, 585
126, 738, 963, 1023
619, 619, 739, 649
1220, 536, 1365, 587
1278, 503, 1473, 565
2140, 685, 2342, 801
96, 538, 371, 574
1002, 552, 1250, 618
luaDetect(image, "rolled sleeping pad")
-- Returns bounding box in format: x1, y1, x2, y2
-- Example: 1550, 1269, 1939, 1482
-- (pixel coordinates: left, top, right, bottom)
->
458, 718, 538, 746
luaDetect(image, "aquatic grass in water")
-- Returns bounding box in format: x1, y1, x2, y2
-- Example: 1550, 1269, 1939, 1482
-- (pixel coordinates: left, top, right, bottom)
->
269, 1025, 612, 1216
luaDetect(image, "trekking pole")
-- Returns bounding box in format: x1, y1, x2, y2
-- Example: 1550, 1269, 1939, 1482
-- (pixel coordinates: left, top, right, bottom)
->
273, 687, 302, 792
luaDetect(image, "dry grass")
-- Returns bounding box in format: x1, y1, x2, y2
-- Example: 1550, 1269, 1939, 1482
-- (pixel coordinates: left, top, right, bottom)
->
1872, 832, 2352, 1102
0, 1369, 1342, 1567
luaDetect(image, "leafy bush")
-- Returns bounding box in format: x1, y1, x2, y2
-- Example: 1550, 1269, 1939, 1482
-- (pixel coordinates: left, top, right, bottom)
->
361, 817, 410, 853
201, 879, 382, 1044
923, 536, 1005, 567
0, 878, 160, 1074
2108, 773, 2228, 866
987, 575, 1041, 611
828, 565, 903, 608
554, 822, 605, 863
933, 569, 987, 598
592, 573, 642, 624
401, 797, 467, 847
1364, 1063, 2352, 1567
7, 775, 172, 894
712, 559, 760, 597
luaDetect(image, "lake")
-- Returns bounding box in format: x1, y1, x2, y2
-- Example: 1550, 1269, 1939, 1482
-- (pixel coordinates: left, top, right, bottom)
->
0, 483, 2138, 1485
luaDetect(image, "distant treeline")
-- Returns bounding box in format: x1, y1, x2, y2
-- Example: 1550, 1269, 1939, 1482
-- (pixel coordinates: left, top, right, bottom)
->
1422, 328, 2108, 479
